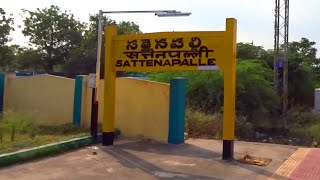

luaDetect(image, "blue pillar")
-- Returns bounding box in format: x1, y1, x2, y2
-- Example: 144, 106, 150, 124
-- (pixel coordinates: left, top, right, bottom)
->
73, 75, 83, 127
0, 73, 5, 113
168, 77, 186, 144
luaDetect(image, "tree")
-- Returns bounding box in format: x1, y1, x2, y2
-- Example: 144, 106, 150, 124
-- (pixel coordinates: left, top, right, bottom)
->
64, 49, 96, 78
64, 14, 116, 78
22, 5, 84, 72
14, 47, 44, 70
84, 14, 141, 41
236, 60, 279, 121
288, 38, 317, 65
81, 14, 141, 50
117, 21, 142, 35
237, 38, 318, 108
237, 42, 269, 60
64, 15, 142, 78
0, 8, 13, 46
1, 45, 19, 70
81, 14, 117, 50
0, 46, 15, 70
285, 38, 318, 106
0, 8, 14, 70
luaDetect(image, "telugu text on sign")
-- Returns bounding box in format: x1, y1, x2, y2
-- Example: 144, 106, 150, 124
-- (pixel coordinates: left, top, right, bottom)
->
113, 35, 223, 71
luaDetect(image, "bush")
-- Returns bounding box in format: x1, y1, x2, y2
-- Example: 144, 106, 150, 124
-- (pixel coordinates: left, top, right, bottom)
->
185, 108, 254, 140
286, 106, 320, 146
186, 108, 222, 139
147, 59, 279, 123
236, 60, 279, 121
0, 111, 39, 141
307, 124, 320, 144
288, 62, 316, 107
148, 70, 224, 113
235, 115, 254, 140
146, 59, 319, 145
287, 106, 320, 127
289, 125, 320, 146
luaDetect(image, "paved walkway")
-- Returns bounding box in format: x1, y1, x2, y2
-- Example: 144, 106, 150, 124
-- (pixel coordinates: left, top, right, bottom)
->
270, 148, 320, 180
0, 138, 298, 180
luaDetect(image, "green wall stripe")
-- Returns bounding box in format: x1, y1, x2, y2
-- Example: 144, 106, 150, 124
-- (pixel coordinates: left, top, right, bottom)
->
168, 77, 186, 144
73, 76, 83, 127
0, 73, 5, 112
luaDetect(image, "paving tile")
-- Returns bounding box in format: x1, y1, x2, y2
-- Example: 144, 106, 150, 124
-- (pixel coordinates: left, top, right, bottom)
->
289, 148, 320, 180
269, 148, 310, 179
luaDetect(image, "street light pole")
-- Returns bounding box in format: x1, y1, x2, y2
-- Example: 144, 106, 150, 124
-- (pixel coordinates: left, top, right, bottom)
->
90, 9, 191, 141
90, 10, 103, 142
96, 10, 103, 88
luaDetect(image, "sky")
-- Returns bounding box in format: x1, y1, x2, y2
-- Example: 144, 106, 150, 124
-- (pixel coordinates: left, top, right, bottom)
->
2, 0, 320, 53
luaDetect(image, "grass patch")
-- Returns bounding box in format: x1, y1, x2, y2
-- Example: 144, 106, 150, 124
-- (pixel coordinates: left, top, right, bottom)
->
0, 132, 88, 154
186, 108, 222, 139
0, 111, 90, 154
185, 108, 254, 140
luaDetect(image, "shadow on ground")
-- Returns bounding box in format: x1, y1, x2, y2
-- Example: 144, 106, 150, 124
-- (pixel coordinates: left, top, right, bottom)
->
100, 139, 291, 179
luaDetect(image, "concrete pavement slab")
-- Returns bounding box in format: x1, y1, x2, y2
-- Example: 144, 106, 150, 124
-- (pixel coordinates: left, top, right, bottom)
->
0, 138, 297, 180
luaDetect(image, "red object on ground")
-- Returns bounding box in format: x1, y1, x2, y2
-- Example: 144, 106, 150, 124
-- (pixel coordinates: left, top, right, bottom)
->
289, 149, 320, 180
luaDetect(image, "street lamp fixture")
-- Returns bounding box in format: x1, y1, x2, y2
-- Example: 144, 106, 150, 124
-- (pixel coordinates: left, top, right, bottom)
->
102, 10, 192, 17
156, 12, 192, 17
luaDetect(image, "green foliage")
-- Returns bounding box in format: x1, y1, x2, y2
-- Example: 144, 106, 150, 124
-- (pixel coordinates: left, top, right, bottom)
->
82, 14, 116, 50
235, 115, 254, 140
287, 124, 320, 146
286, 38, 318, 106
148, 60, 278, 122
13, 47, 43, 70
148, 70, 224, 113
236, 60, 279, 120
0, 121, 6, 142
288, 38, 317, 65
0, 8, 14, 46
0, 121, 89, 154
185, 108, 253, 140
0, 112, 39, 141
237, 38, 319, 108
287, 106, 320, 128
0, 8, 15, 70
186, 108, 222, 139
186, 71, 224, 113
307, 124, 320, 144
288, 63, 315, 106
277, 106, 320, 146
64, 49, 96, 78
117, 21, 142, 35
0, 112, 89, 154
148, 38, 319, 131
22, 5, 84, 72
64, 14, 141, 78
2, 45, 19, 70
237, 42, 271, 61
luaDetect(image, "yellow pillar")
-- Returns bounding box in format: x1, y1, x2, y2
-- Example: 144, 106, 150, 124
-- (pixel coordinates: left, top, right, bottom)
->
222, 18, 237, 160
102, 25, 117, 145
